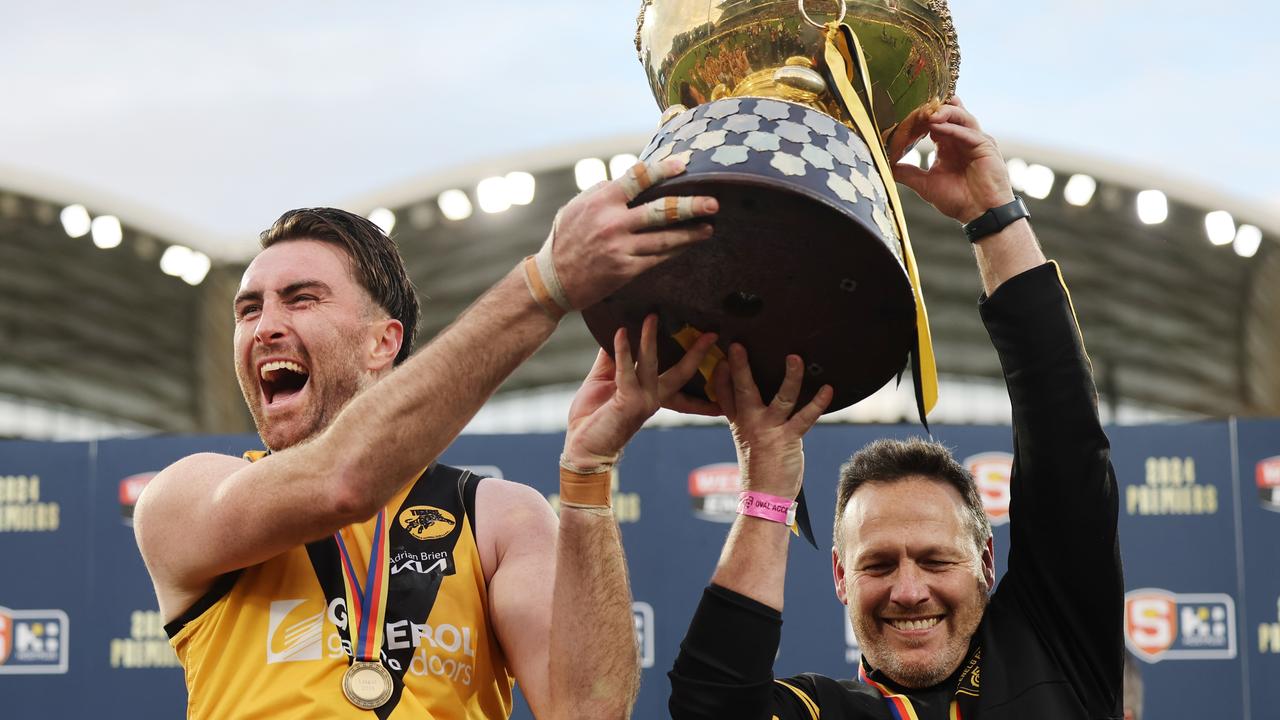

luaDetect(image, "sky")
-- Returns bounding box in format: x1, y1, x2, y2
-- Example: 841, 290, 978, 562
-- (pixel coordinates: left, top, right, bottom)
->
1, 1, 1276, 258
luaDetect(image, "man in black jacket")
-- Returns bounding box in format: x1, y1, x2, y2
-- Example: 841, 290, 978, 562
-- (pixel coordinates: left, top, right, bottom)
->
668, 98, 1123, 719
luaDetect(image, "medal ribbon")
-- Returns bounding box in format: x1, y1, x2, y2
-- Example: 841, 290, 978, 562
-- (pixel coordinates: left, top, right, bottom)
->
858, 662, 962, 720
822, 22, 939, 423
333, 508, 392, 663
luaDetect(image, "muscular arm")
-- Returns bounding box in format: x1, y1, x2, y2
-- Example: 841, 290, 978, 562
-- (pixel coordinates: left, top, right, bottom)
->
669, 349, 830, 719
137, 270, 557, 618
135, 158, 719, 620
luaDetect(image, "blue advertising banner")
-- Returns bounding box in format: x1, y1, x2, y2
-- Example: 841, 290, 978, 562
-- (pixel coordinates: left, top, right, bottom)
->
1233, 418, 1280, 719
0, 421, 1274, 718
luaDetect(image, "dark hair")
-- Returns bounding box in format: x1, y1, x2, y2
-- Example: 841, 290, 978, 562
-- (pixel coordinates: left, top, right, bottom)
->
833, 437, 991, 552
260, 208, 419, 365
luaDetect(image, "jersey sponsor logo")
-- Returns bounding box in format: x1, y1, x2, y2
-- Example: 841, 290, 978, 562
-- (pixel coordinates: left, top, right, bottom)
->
1257, 456, 1280, 512
0, 606, 69, 674
118, 473, 155, 526
632, 601, 655, 669
398, 505, 457, 541
964, 452, 1012, 526
390, 549, 455, 577
266, 599, 325, 664
266, 598, 481, 685
688, 463, 741, 522
1124, 588, 1236, 662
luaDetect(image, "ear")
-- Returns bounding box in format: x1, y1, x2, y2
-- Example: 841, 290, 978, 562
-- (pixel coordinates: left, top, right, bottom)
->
367, 317, 404, 372
832, 547, 849, 605
980, 535, 996, 590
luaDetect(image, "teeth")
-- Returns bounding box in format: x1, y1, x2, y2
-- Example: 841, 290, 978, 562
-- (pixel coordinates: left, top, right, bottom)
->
260, 360, 307, 379
888, 617, 941, 631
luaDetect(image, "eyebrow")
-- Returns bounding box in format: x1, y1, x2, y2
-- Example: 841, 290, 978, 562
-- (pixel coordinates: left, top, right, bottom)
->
234, 280, 332, 307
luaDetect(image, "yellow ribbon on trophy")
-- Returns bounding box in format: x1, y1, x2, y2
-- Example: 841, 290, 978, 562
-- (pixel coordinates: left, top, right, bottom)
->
822, 22, 939, 420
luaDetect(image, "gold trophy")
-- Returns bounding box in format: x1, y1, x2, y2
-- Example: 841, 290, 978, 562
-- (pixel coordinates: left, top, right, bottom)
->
582, 0, 959, 415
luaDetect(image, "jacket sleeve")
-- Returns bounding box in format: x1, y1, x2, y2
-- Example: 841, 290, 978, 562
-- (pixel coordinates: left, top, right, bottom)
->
668, 584, 817, 720
980, 261, 1123, 716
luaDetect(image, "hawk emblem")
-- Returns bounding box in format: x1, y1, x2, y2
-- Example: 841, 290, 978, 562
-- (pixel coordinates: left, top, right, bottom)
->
398, 505, 457, 541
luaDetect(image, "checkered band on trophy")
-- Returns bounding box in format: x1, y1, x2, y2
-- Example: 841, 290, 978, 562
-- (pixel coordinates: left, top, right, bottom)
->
582, 0, 960, 413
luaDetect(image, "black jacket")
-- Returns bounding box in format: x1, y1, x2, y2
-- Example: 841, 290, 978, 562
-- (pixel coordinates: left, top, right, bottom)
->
669, 263, 1123, 719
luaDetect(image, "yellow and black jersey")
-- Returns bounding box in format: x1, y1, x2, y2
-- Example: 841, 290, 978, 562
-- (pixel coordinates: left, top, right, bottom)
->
166, 463, 514, 719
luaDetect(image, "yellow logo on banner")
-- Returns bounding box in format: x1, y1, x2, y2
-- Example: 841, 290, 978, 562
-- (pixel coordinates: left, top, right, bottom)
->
109, 610, 179, 669
399, 506, 457, 541
0, 475, 60, 533
1126, 457, 1218, 516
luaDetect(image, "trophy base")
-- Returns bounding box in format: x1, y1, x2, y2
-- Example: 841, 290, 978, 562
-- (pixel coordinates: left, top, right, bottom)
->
582, 176, 915, 414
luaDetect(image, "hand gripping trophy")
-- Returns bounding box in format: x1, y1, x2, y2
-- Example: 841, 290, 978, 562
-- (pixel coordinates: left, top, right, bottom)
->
582, 0, 959, 417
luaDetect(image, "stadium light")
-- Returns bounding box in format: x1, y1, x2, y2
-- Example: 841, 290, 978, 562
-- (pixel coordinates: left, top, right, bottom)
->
476, 176, 513, 214
60, 204, 91, 238
159, 245, 193, 277
1204, 211, 1235, 246
506, 171, 536, 205
367, 208, 396, 235
1063, 174, 1097, 207
1023, 164, 1055, 200
1006, 158, 1028, 192
1234, 224, 1262, 258
181, 251, 211, 286
1136, 190, 1168, 225
90, 215, 123, 249
574, 158, 608, 190
608, 154, 639, 180
437, 189, 473, 221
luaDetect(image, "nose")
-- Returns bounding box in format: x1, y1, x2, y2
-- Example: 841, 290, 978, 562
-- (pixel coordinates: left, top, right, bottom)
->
888, 562, 931, 608
253, 301, 288, 345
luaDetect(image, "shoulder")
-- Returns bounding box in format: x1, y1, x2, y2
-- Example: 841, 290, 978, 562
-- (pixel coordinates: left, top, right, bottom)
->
135, 453, 246, 532
473, 477, 556, 583
776, 673, 886, 716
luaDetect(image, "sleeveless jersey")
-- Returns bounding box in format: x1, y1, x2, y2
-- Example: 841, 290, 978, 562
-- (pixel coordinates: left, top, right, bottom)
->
165, 462, 514, 719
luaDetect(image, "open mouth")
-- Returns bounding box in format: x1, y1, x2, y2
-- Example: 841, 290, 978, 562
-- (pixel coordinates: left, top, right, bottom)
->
259, 360, 310, 406
885, 616, 942, 632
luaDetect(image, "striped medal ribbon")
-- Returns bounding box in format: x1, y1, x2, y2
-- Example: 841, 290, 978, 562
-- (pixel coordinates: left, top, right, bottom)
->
857, 648, 980, 720
335, 508, 394, 710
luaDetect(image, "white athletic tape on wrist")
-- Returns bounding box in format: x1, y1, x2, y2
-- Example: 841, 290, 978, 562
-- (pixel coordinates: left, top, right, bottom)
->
523, 213, 573, 317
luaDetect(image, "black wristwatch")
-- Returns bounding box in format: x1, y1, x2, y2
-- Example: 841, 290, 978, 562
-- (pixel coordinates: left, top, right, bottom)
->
962, 196, 1030, 243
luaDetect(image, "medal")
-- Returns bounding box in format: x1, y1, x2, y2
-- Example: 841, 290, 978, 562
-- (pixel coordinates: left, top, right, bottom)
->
342, 660, 394, 710
334, 509, 394, 710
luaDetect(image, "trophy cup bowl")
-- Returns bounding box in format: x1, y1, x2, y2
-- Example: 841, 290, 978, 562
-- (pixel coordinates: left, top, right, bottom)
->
581, 0, 958, 412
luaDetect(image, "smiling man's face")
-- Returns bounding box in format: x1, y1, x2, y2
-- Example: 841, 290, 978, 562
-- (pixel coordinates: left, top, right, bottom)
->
833, 476, 994, 688
233, 239, 385, 450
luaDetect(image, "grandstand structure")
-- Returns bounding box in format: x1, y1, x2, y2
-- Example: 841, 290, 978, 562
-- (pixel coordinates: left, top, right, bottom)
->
2, 138, 1277, 439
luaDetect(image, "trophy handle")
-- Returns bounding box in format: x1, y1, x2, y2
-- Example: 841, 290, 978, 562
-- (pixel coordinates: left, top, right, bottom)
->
798, 0, 847, 29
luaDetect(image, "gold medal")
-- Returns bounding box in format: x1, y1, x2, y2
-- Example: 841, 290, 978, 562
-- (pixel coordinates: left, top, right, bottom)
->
342, 660, 393, 710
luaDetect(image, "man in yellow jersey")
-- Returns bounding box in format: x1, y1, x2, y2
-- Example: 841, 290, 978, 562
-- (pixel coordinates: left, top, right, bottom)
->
669, 100, 1123, 719
134, 156, 721, 718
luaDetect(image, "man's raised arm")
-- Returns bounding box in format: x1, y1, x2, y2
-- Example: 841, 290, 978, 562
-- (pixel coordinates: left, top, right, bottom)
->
898, 97, 1123, 714
134, 158, 720, 621
668, 348, 832, 720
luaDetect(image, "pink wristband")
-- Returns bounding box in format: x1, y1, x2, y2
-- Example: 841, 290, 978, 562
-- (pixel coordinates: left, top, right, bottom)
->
737, 491, 798, 527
